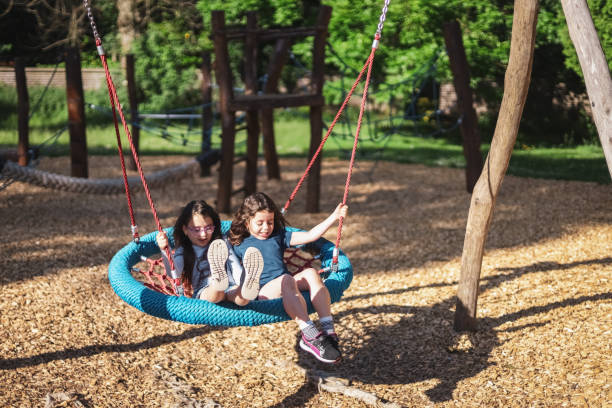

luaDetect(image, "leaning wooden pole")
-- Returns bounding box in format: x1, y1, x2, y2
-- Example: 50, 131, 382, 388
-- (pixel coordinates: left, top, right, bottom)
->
454, 0, 539, 331
560, 0, 612, 179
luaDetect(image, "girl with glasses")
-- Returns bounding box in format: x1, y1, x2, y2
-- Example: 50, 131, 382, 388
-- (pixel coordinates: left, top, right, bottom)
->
156, 200, 261, 305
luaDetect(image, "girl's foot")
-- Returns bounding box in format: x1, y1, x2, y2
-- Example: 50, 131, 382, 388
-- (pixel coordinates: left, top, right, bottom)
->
208, 239, 229, 291
299, 333, 341, 364
241, 247, 263, 300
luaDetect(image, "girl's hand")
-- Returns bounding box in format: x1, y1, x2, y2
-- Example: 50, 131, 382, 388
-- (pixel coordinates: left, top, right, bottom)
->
156, 232, 169, 251
333, 203, 348, 220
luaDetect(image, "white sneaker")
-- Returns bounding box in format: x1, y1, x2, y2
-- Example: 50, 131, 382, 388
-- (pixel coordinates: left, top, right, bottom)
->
241, 247, 263, 300
207, 239, 229, 291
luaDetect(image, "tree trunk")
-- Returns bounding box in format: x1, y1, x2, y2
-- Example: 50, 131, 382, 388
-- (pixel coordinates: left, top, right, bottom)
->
117, 0, 137, 68
560, 0, 612, 179
454, 0, 539, 331
443, 20, 483, 193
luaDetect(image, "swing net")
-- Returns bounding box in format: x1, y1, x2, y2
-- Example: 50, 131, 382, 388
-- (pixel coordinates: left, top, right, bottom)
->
86, 0, 390, 325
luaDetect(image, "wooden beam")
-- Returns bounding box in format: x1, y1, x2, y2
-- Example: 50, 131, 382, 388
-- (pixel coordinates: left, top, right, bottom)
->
230, 93, 324, 110
65, 46, 88, 178
306, 5, 332, 213
454, 0, 538, 331
125, 54, 139, 171
212, 10, 236, 213
200, 52, 213, 177
244, 12, 260, 195
560, 0, 612, 179
223, 27, 318, 41
261, 38, 292, 180
15, 57, 29, 167
443, 20, 483, 193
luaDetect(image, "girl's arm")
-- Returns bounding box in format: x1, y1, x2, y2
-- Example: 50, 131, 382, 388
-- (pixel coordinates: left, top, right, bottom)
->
289, 203, 348, 246
156, 232, 183, 279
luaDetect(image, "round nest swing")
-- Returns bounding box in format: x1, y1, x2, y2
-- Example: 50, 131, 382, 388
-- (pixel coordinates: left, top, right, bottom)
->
108, 221, 353, 326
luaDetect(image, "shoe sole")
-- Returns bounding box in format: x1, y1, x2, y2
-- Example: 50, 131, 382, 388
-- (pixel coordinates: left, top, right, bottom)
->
299, 339, 341, 364
207, 239, 229, 291
241, 247, 263, 300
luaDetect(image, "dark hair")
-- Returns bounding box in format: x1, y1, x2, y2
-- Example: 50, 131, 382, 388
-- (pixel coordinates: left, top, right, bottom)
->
173, 200, 222, 296
229, 192, 287, 246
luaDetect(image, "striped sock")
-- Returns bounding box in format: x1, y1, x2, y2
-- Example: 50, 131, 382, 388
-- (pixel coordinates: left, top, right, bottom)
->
299, 321, 321, 340
319, 316, 335, 335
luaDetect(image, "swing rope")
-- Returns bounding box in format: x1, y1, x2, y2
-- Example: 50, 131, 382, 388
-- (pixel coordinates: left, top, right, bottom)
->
283, 0, 390, 269
83, 0, 181, 294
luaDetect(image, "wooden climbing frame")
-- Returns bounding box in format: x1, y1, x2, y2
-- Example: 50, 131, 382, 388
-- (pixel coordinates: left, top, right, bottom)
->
211, 6, 332, 213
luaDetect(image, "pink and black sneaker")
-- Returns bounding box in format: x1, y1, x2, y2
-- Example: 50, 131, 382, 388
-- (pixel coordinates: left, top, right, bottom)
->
299, 332, 341, 363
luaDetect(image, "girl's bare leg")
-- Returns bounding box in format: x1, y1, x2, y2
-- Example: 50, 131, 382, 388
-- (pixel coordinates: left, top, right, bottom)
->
259, 274, 310, 323
198, 287, 226, 303
294, 268, 331, 318
226, 287, 250, 306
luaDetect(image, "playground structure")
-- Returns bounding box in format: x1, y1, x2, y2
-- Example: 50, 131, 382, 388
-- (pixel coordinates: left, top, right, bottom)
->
210, 7, 332, 213
1, 0, 612, 405
2, 0, 611, 333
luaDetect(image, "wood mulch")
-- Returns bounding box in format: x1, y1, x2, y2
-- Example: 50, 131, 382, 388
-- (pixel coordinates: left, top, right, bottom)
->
1, 155, 610, 407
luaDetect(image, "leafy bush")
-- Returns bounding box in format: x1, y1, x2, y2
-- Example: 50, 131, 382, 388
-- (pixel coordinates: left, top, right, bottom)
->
131, 21, 204, 112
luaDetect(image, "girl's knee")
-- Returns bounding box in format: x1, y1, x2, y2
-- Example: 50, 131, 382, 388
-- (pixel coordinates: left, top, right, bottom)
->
301, 268, 324, 287
280, 274, 298, 290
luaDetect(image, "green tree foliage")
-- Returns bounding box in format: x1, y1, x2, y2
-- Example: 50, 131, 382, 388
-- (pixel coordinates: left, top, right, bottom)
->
131, 21, 203, 111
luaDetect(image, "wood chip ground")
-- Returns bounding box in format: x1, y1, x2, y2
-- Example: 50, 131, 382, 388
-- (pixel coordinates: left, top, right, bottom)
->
1, 156, 610, 407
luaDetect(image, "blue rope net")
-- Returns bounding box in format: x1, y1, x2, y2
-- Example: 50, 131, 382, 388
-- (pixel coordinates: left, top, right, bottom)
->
108, 220, 353, 326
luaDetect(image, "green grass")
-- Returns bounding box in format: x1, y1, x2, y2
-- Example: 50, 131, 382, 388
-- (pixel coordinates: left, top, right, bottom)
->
1, 113, 609, 184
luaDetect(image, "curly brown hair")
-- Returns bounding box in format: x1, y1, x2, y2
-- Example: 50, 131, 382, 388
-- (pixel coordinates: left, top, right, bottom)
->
229, 192, 287, 246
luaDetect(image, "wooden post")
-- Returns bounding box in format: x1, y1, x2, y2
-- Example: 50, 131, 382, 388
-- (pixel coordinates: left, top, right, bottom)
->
125, 54, 139, 171
200, 52, 213, 177
560, 0, 612, 179
261, 38, 292, 181
306, 5, 332, 213
244, 11, 260, 195
443, 20, 483, 193
15, 57, 29, 167
65, 46, 88, 178
454, 0, 538, 331
212, 10, 236, 214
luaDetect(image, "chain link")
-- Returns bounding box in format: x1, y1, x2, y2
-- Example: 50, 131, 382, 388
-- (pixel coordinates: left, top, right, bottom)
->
376, 0, 391, 36
82, 0, 100, 40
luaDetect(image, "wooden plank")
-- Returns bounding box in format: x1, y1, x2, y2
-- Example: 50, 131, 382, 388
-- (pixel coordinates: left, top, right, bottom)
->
261, 38, 292, 180
125, 54, 139, 171
454, 0, 538, 331
306, 5, 332, 213
65, 47, 88, 178
223, 27, 318, 41
230, 93, 324, 110
15, 57, 29, 167
244, 12, 260, 195
200, 52, 213, 177
443, 20, 483, 193
212, 10, 236, 213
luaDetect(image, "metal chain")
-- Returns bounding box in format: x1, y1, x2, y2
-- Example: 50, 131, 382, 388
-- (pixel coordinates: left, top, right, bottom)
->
376, 0, 391, 36
82, 0, 100, 41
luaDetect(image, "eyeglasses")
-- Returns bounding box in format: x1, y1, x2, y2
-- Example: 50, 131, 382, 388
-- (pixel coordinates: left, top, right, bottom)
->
187, 225, 215, 234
